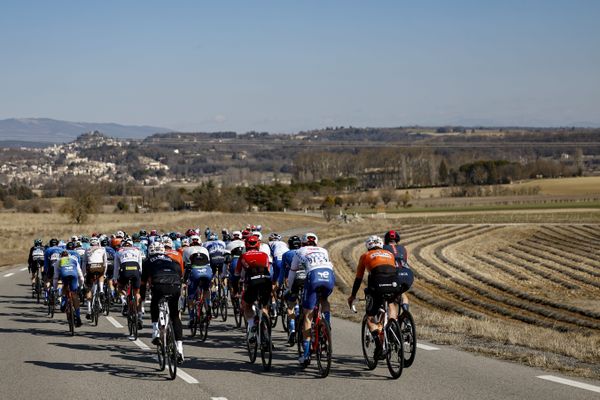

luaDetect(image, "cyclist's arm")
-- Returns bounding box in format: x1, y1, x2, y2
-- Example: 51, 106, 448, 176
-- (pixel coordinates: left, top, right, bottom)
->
76, 260, 85, 286
351, 255, 367, 298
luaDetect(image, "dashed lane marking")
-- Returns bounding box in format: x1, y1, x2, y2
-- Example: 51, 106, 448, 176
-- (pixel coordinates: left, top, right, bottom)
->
20, 267, 28, 271
3, 273, 14, 277
178, 369, 200, 384
537, 375, 600, 393
211, 398, 228, 400
417, 343, 440, 351
106, 316, 123, 329
133, 339, 150, 350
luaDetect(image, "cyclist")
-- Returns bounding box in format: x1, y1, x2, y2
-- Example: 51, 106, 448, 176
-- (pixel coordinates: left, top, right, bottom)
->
253, 231, 272, 264
204, 233, 230, 294
221, 229, 231, 243
204, 227, 211, 241
53, 250, 85, 327
164, 238, 184, 273
114, 238, 143, 326
235, 235, 271, 343
185, 248, 212, 324
28, 239, 45, 287
226, 231, 245, 298
102, 237, 117, 299
169, 232, 181, 251
281, 235, 302, 344
83, 237, 108, 320
44, 238, 63, 301
268, 233, 288, 288
347, 235, 401, 358
142, 242, 184, 362
383, 230, 411, 312
132, 233, 148, 262
179, 237, 189, 258
290, 232, 335, 364
183, 235, 204, 267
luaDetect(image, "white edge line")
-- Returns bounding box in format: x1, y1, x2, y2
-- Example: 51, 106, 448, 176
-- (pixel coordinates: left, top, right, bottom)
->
211, 398, 228, 400
537, 375, 600, 394
133, 339, 150, 350
3, 273, 14, 277
178, 369, 199, 384
20, 267, 28, 271
417, 343, 440, 351
106, 316, 124, 329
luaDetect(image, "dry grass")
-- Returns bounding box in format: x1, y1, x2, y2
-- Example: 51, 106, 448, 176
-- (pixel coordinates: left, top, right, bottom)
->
508, 177, 600, 196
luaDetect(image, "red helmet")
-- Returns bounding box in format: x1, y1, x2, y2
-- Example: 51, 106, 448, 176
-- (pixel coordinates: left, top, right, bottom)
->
245, 235, 260, 250
241, 229, 251, 239
185, 228, 196, 237
384, 230, 400, 244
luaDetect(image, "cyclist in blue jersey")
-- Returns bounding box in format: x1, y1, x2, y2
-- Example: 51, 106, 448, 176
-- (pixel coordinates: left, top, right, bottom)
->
53, 250, 85, 327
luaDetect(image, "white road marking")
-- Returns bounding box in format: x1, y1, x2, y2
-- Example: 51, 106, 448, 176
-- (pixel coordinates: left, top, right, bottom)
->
133, 339, 150, 350
211, 398, 228, 400
20, 267, 28, 271
106, 316, 123, 328
537, 375, 600, 393
3, 273, 14, 277
178, 369, 199, 384
417, 343, 440, 351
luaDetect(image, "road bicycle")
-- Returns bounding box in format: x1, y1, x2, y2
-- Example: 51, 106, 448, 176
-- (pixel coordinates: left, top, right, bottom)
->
355, 293, 404, 379
156, 294, 178, 380
398, 306, 417, 368
246, 302, 272, 371
211, 273, 228, 322
189, 287, 210, 342
61, 277, 78, 336
296, 288, 332, 378
125, 281, 139, 340
231, 292, 243, 328
88, 273, 104, 326
102, 280, 112, 316
47, 286, 58, 318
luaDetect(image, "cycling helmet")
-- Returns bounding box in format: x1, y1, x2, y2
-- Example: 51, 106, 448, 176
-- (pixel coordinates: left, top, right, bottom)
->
301, 232, 318, 246
115, 230, 125, 239
139, 229, 147, 237
71, 235, 79, 242
181, 238, 190, 247
268, 232, 282, 242
34, 239, 43, 247
111, 238, 122, 249
123, 238, 133, 247
66, 242, 76, 250
384, 230, 400, 244
169, 232, 178, 240
81, 236, 89, 243
288, 235, 301, 250
252, 231, 262, 241
185, 228, 196, 237
365, 235, 383, 250
163, 238, 174, 249
241, 229, 251, 239
190, 235, 201, 244
49, 238, 59, 247
75, 241, 82, 248
250, 225, 257, 231
232, 230, 242, 240
132, 233, 140, 241
150, 229, 158, 236
221, 228, 229, 235
208, 233, 218, 241
148, 242, 165, 255
90, 237, 100, 246
245, 235, 260, 250
256, 225, 262, 232
100, 238, 109, 247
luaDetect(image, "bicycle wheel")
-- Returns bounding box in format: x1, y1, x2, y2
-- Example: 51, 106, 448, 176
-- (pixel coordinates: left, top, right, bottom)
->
270, 303, 278, 328
67, 298, 75, 336
166, 323, 177, 380
260, 315, 272, 371
315, 319, 332, 378
48, 290, 55, 318
129, 299, 138, 339
157, 338, 166, 371
103, 288, 111, 316
385, 319, 404, 379
92, 294, 99, 327
361, 314, 378, 370
247, 323, 258, 364
233, 297, 242, 328
190, 302, 198, 337
296, 314, 305, 361
280, 303, 289, 333
399, 311, 416, 368
220, 295, 228, 322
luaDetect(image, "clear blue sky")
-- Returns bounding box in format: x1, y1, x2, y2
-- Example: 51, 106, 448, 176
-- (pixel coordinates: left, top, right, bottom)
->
1, 0, 599, 132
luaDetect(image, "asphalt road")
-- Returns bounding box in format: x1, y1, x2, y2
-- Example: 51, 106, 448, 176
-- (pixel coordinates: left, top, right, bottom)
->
1, 265, 599, 400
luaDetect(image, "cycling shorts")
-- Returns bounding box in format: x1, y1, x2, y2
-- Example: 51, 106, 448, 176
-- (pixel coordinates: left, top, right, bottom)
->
118, 264, 141, 290
302, 268, 335, 310
242, 276, 271, 308
285, 279, 305, 306
271, 259, 283, 283
187, 277, 211, 299
61, 274, 79, 292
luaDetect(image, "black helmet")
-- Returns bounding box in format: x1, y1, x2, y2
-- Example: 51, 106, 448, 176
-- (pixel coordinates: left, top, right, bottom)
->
288, 235, 302, 250
34, 239, 43, 247
66, 242, 76, 250
100, 238, 109, 247
49, 238, 59, 247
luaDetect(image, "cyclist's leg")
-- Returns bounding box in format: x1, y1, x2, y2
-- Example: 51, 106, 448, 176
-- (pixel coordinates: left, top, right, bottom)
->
150, 286, 161, 343
242, 283, 258, 330
186, 277, 199, 321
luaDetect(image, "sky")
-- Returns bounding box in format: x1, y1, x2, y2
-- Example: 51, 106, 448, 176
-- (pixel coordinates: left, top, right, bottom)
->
1, 0, 599, 132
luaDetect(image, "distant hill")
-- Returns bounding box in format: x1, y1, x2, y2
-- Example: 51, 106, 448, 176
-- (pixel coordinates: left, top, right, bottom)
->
0, 118, 172, 144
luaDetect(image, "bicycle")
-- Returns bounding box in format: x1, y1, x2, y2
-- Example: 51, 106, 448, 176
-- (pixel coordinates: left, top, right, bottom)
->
189, 287, 210, 342
354, 294, 404, 379
32, 266, 42, 304
296, 288, 332, 378
398, 306, 417, 368
126, 281, 139, 340
89, 276, 103, 327
102, 281, 112, 316
47, 286, 58, 318
156, 295, 178, 380
246, 302, 272, 371
61, 278, 77, 336
211, 273, 228, 322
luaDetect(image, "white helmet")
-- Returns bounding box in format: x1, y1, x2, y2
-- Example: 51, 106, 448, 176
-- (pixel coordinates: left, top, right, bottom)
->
181, 238, 190, 247
71, 235, 79, 242
365, 235, 383, 250
116, 231, 125, 239
252, 231, 262, 241
148, 242, 165, 255
232, 231, 242, 240
302, 232, 318, 246
190, 235, 201, 244
163, 238, 174, 249
90, 237, 100, 246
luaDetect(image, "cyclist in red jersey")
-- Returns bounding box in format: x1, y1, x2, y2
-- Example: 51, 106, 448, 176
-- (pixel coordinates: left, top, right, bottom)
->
234, 235, 271, 343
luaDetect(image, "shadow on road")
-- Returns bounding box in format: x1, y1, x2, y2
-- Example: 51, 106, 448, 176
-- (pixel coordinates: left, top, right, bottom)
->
25, 360, 162, 381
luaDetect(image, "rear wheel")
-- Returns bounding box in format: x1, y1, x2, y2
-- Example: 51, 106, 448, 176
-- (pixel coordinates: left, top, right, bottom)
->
220, 295, 228, 322
385, 319, 404, 379
233, 297, 242, 328
128, 299, 138, 340
260, 315, 272, 371
361, 315, 378, 370
399, 311, 416, 368
66, 297, 75, 336
157, 339, 166, 371
316, 319, 332, 378
166, 323, 177, 380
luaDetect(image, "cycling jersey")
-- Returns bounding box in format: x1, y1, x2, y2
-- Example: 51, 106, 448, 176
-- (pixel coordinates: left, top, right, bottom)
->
383, 244, 409, 267
290, 246, 335, 310
84, 245, 108, 277
133, 241, 148, 261
269, 240, 289, 261
104, 246, 116, 278
44, 246, 64, 276
280, 249, 298, 286
182, 245, 208, 267
53, 254, 84, 290
165, 249, 184, 275
235, 249, 271, 307
28, 246, 45, 272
